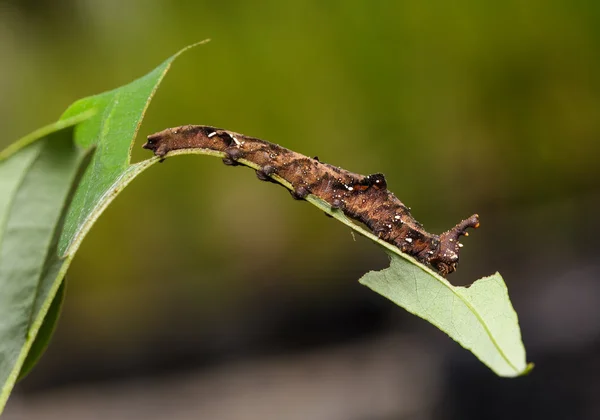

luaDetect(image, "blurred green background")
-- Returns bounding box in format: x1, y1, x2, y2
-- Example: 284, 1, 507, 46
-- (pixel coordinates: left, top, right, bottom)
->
2, 1, 600, 419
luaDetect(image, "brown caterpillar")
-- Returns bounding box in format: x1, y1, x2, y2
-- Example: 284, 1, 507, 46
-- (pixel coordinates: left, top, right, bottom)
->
143, 125, 480, 276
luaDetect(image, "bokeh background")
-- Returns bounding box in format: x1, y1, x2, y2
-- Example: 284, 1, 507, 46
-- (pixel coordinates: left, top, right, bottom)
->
2, 1, 600, 419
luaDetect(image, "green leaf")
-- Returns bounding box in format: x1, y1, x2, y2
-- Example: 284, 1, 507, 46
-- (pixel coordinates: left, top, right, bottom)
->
160, 149, 531, 377
302, 192, 530, 377
0, 123, 93, 409
155, 147, 531, 378
360, 252, 532, 377
303, 190, 530, 377
0, 41, 209, 414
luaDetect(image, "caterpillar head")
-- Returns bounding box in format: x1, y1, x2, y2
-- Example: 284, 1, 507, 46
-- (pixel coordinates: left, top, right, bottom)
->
430, 214, 480, 276
143, 126, 213, 158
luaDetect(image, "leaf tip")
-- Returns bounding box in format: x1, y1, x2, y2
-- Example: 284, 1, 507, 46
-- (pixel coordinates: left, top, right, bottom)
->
520, 362, 535, 376
176, 39, 211, 57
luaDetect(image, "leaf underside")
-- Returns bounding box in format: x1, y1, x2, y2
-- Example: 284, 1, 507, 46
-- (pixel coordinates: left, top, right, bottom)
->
360, 252, 529, 377
0, 125, 92, 407
164, 150, 531, 378
0, 39, 528, 414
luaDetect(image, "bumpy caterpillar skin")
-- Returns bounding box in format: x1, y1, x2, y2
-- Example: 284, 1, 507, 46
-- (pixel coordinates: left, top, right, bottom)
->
144, 125, 480, 276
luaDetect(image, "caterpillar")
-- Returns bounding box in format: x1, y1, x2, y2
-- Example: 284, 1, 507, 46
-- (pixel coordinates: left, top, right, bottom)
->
143, 125, 480, 276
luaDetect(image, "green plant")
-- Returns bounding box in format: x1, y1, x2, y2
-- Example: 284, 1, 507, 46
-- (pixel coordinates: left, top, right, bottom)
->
0, 42, 531, 414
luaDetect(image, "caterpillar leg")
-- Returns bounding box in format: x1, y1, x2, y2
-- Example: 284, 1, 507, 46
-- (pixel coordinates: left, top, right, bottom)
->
222, 147, 244, 166
256, 165, 277, 182
290, 185, 310, 200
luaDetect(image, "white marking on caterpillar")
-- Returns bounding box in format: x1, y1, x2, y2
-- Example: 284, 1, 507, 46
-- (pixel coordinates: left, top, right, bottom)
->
208, 132, 217, 138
